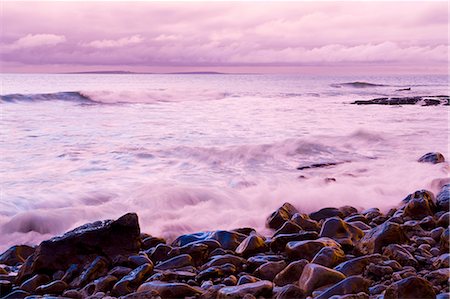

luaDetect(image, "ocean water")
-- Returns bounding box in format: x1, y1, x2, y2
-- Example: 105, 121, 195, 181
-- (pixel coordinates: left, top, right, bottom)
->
0, 73, 449, 250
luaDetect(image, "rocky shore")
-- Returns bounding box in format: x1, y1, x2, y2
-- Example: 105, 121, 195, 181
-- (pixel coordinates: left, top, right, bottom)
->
351, 95, 449, 106
0, 153, 449, 299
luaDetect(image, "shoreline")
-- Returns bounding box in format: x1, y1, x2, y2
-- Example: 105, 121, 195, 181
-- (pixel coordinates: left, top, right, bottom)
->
0, 153, 449, 299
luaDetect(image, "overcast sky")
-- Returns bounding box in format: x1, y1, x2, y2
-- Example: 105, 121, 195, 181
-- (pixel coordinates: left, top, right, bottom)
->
1, 1, 448, 74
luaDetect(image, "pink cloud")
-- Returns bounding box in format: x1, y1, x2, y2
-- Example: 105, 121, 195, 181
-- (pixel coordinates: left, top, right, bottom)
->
0, 2, 448, 73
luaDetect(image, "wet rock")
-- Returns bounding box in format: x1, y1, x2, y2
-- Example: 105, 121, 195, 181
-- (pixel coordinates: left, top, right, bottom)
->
273, 260, 308, 286
319, 217, 364, 249
441, 227, 449, 252
17, 213, 140, 283
223, 275, 238, 286
291, 213, 320, 232
141, 236, 166, 250
108, 266, 132, 279
334, 254, 384, 276
71, 256, 109, 288
347, 221, 371, 231
246, 255, 284, 270
433, 253, 450, 269
128, 255, 152, 267
437, 212, 450, 228
425, 268, 450, 285
329, 292, 369, 299
286, 238, 341, 260
196, 263, 236, 282
81, 275, 117, 297
436, 184, 450, 212
154, 254, 192, 270
356, 221, 407, 254
201, 254, 246, 271
62, 289, 82, 298
235, 235, 267, 257
112, 263, 153, 296
0, 245, 35, 266
253, 261, 286, 281
384, 276, 435, 298
315, 276, 370, 299
270, 231, 319, 252
147, 244, 172, 263
217, 280, 273, 299
0, 280, 12, 296
273, 284, 305, 299
266, 203, 299, 230
345, 214, 368, 224
383, 244, 418, 267
362, 208, 382, 221
20, 273, 51, 293
120, 289, 160, 299
137, 281, 203, 297
352, 96, 449, 106
403, 190, 436, 219
1, 290, 29, 299
172, 230, 247, 251
298, 263, 346, 295
365, 263, 393, 277
311, 246, 346, 268
237, 274, 260, 285
418, 152, 445, 164
309, 207, 344, 222
431, 227, 445, 240
35, 280, 68, 295
273, 221, 302, 236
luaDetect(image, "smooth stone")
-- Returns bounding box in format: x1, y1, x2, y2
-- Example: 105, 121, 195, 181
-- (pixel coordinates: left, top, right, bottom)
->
17, 213, 140, 284
0, 245, 35, 266
108, 266, 133, 279
338, 206, 358, 218
270, 231, 319, 252
119, 289, 160, 299
273, 221, 302, 236
217, 280, 273, 299
196, 263, 236, 282
137, 281, 203, 298
383, 244, 418, 267
298, 263, 346, 295
311, 246, 346, 268
1, 290, 30, 299
347, 221, 371, 231
81, 275, 118, 297
154, 254, 192, 270
20, 274, 51, 293
273, 284, 305, 299
70, 256, 109, 288
319, 217, 364, 249
273, 259, 308, 287
403, 190, 436, 220
141, 236, 166, 250
425, 268, 450, 285
309, 207, 344, 222
178, 242, 212, 266
235, 235, 267, 257
253, 260, 286, 281
266, 203, 299, 230
128, 255, 152, 267
334, 254, 384, 276
172, 230, 247, 250
237, 274, 260, 285
35, 280, 68, 295
329, 292, 369, 299
223, 275, 238, 286
344, 214, 368, 224
418, 152, 445, 164
384, 276, 435, 298
246, 255, 284, 271
112, 263, 153, 296
146, 244, 173, 264
436, 184, 450, 212
437, 293, 450, 299
0, 280, 12, 296
365, 263, 393, 277
441, 227, 449, 252
437, 212, 450, 228
433, 253, 450, 269
201, 254, 246, 271
315, 276, 370, 299
286, 237, 341, 261
291, 213, 320, 231
356, 221, 407, 254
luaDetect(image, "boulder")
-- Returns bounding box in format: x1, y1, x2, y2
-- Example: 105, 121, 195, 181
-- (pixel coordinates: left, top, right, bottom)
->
383, 244, 418, 267
273, 284, 305, 299
319, 217, 364, 249
112, 263, 153, 296
266, 203, 299, 230
315, 276, 370, 299
235, 235, 267, 257
154, 254, 192, 270
0, 245, 35, 266
298, 263, 346, 295
17, 213, 140, 283
334, 254, 384, 276
270, 231, 319, 252
286, 238, 341, 261
137, 281, 203, 297
253, 261, 286, 281
273, 260, 308, 287
217, 280, 273, 299
384, 276, 435, 298
172, 230, 246, 251
436, 184, 450, 212
418, 152, 445, 164
309, 208, 343, 222
273, 221, 302, 236
35, 279, 68, 295
403, 190, 436, 219
291, 213, 320, 232
311, 246, 346, 268
356, 221, 407, 254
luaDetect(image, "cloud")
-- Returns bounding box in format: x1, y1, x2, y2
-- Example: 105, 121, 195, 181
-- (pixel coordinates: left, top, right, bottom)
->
5, 34, 66, 50
82, 35, 143, 49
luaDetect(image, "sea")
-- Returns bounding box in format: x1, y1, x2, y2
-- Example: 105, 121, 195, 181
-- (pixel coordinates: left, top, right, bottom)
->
0, 73, 448, 250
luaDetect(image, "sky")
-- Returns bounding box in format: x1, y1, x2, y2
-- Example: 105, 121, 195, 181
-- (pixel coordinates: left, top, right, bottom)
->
1, 1, 449, 74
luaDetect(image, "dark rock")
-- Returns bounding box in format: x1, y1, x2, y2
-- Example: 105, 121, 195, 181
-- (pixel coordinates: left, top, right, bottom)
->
70, 256, 109, 288
35, 279, 68, 295
425, 268, 450, 285
384, 276, 435, 298
291, 213, 320, 232
369, 284, 387, 295
403, 190, 436, 219
352, 96, 449, 106
235, 235, 267, 257
270, 231, 319, 252
177, 243, 209, 267
309, 207, 344, 222
172, 230, 246, 250
80, 274, 117, 297
273, 260, 308, 286
418, 152, 445, 164
154, 254, 192, 270
436, 184, 450, 212
201, 254, 246, 271
273, 221, 302, 236
147, 244, 172, 263
217, 280, 273, 299
20, 273, 50, 293
266, 203, 299, 230
0, 280, 12, 296
196, 263, 236, 282
315, 276, 370, 299
137, 281, 203, 297
62, 289, 82, 298
329, 292, 369, 299
334, 254, 384, 276
362, 208, 382, 221
365, 263, 393, 277
311, 246, 346, 268
319, 217, 364, 249
431, 227, 445, 240
273, 284, 305, 299
0, 245, 35, 266
437, 212, 450, 227
108, 266, 132, 279
339, 206, 358, 218
347, 221, 371, 231
128, 255, 152, 267
440, 227, 449, 252
141, 236, 166, 250
237, 274, 260, 285
286, 238, 341, 260
356, 221, 407, 254
433, 253, 450, 269
344, 214, 368, 224
383, 244, 418, 267
1, 290, 29, 299
253, 261, 286, 281
246, 255, 284, 271
120, 289, 160, 299
112, 263, 153, 296
17, 213, 140, 283
223, 275, 238, 286
298, 263, 346, 295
